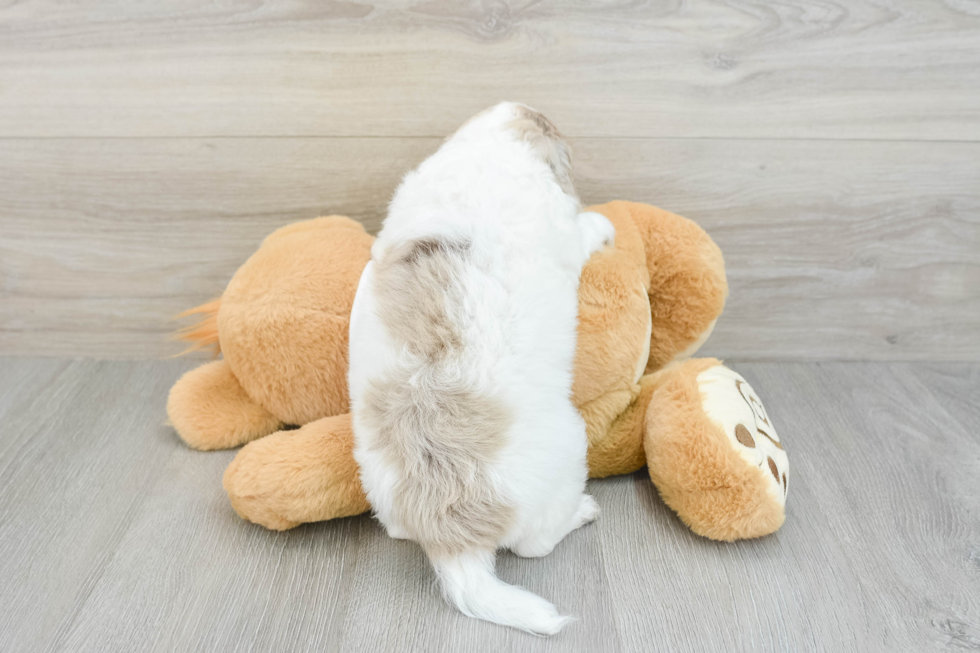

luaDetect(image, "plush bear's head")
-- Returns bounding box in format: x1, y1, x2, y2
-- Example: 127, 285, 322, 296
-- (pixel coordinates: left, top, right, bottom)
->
218, 217, 373, 425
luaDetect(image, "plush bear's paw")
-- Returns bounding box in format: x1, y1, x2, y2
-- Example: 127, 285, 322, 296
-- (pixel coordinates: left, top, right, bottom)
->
223, 441, 302, 531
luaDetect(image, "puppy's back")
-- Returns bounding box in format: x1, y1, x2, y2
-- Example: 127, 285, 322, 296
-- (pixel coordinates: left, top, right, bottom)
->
360, 237, 515, 558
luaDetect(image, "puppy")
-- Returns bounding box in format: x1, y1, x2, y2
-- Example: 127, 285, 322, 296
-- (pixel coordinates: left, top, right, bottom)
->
348, 102, 615, 635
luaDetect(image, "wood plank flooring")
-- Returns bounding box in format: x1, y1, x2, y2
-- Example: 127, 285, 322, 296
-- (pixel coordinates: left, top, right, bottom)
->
0, 359, 977, 652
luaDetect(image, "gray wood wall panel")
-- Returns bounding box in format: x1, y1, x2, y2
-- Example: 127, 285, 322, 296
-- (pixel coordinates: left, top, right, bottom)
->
0, 1, 978, 139
0, 360, 977, 651
1, 138, 977, 360
0, 0, 978, 359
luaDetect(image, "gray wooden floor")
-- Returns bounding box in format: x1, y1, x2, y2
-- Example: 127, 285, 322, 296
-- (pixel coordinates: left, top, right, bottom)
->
0, 358, 977, 652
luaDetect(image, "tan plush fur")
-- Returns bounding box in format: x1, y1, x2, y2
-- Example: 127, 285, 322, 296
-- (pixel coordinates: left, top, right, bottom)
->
583, 374, 659, 479
167, 360, 282, 450
644, 358, 786, 541
171, 201, 787, 541
622, 202, 729, 372
219, 216, 373, 426
223, 414, 369, 530
173, 298, 221, 356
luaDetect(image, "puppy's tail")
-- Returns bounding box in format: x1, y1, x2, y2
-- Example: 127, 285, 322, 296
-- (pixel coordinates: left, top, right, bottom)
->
431, 549, 572, 636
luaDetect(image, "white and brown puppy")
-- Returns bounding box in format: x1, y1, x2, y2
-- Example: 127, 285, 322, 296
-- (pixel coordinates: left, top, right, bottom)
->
348, 102, 615, 635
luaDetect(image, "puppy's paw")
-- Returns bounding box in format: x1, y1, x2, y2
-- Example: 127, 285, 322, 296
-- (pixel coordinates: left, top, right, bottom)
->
573, 494, 600, 528
578, 211, 616, 259
385, 524, 412, 540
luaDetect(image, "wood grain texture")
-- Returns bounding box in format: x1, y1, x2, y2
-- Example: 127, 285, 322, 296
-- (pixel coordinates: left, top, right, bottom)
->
1, 137, 977, 360
594, 361, 980, 652
0, 358, 195, 653
0, 0, 979, 139
0, 360, 977, 651
898, 362, 980, 436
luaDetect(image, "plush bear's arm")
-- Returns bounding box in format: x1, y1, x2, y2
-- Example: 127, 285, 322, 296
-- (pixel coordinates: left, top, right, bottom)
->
168, 360, 283, 450
595, 202, 729, 372
223, 413, 369, 530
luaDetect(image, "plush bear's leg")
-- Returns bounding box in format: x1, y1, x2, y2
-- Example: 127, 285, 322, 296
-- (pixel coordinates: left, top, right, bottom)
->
582, 378, 657, 479
167, 360, 282, 450
223, 413, 370, 530
643, 358, 789, 541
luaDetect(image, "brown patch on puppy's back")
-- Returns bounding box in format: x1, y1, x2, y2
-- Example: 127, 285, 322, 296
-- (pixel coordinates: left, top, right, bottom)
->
366, 236, 514, 558
363, 377, 514, 559
508, 106, 576, 196
373, 237, 470, 359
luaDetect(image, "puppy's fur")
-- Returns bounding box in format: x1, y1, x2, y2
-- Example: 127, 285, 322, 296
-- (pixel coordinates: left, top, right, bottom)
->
349, 102, 615, 635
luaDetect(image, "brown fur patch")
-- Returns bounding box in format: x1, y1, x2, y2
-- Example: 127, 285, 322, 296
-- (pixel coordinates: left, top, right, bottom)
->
363, 377, 514, 558
508, 106, 576, 196
367, 236, 513, 558
373, 238, 470, 359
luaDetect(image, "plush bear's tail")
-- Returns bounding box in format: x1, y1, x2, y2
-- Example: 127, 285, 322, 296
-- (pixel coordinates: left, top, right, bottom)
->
173, 298, 222, 356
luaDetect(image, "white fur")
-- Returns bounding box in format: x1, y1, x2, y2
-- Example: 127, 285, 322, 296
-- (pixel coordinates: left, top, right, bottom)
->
348, 102, 614, 635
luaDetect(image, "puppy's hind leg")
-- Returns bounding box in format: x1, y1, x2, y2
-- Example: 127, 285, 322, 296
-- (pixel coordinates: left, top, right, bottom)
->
511, 493, 599, 559
571, 493, 600, 529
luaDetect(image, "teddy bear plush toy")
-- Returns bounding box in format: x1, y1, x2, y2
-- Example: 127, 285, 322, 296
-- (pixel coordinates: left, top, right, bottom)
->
167, 201, 789, 541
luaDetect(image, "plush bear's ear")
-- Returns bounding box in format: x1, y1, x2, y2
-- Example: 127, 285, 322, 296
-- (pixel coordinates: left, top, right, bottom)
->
645, 358, 788, 541
621, 202, 728, 372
